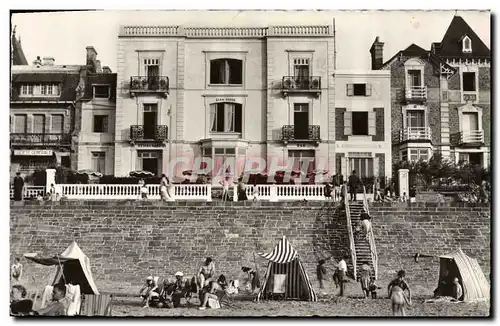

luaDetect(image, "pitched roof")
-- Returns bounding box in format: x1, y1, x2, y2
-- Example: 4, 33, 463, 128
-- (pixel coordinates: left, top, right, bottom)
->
10, 72, 81, 102
11, 32, 28, 65
433, 16, 490, 59
381, 43, 428, 68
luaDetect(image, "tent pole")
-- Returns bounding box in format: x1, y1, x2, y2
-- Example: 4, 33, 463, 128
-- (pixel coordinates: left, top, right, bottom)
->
56, 254, 67, 285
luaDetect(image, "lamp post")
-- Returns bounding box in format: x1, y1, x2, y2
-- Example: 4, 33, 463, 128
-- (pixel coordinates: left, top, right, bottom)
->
167, 105, 172, 178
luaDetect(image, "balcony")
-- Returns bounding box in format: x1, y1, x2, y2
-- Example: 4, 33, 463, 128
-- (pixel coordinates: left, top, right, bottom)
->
398, 127, 432, 143
453, 130, 484, 147
129, 76, 169, 98
282, 76, 321, 98
405, 86, 427, 102
129, 125, 168, 146
10, 133, 71, 147
281, 125, 320, 145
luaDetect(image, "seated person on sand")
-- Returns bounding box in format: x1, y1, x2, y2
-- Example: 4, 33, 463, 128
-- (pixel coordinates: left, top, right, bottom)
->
10, 284, 33, 316
139, 276, 159, 308
199, 275, 227, 310
198, 257, 215, 289
171, 272, 189, 308
32, 283, 67, 316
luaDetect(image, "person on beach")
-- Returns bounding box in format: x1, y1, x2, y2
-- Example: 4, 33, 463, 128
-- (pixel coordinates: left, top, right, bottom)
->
388, 270, 412, 316
11, 257, 23, 283
237, 178, 248, 201
139, 276, 158, 308
452, 277, 463, 301
160, 174, 171, 201
13, 172, 24, 201
337, 256, 348, 296
198, 257, 215, 289
358, 262, 372, 298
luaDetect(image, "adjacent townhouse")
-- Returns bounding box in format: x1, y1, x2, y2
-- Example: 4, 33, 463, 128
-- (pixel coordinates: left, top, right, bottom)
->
75, 47, 117, 175
371, 15, 490, 168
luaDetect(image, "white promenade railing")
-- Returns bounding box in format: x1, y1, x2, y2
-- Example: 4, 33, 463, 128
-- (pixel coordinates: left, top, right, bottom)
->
10, 186, 46, 199
10, 183, 334, 201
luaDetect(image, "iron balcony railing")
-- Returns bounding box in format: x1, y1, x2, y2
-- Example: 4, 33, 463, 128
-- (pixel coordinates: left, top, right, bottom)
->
282, 76, 321, 91
281, 125, 320, 142
405, 86, 427, 100
457, 130, 484, 145
399, 127, 431, 142
10, 133, 71, 146
130, 76, 169, 93
130, 125, 168, 141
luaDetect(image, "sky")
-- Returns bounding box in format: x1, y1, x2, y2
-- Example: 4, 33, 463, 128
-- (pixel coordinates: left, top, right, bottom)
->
11, 10, 490, 72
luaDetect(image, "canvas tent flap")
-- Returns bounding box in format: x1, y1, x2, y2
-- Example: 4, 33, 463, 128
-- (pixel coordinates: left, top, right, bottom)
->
258, 236, 298, 264
24, 241, 99, 295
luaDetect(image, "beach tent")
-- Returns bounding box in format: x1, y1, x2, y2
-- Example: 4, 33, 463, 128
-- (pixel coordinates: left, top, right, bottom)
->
437, 248, 489, 301
24, 241, 99, 295
256, 236, 317, 301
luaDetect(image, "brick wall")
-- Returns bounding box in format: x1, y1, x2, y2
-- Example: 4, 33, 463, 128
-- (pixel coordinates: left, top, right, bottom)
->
10, 201, 490, 294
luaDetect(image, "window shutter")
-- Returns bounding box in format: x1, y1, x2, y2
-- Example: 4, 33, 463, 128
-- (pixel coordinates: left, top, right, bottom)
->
368, 112, 376, 135
103, 116, 109, 132
209, 104, 216, 132
366, 84, 372, 96
373, 156, 380, 177
340, 157, 347, 178
346, 84, 353, 96
344, 111, 352, 135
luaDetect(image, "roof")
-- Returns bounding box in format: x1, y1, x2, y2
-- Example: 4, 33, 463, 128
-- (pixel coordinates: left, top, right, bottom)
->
11, 71, 81, 102
82, 73, 117, 100
259, 236, 298, 264
433, 16, 490, 59
11, 30, 28, 65
439, 248, 490, 301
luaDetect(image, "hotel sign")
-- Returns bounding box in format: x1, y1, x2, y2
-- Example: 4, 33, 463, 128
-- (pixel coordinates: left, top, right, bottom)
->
14, 149, 53, 156
215, 97, 236, 102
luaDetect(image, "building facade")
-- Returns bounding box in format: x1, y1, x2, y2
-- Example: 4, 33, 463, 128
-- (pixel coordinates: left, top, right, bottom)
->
76, 47, 117, 175
115, 24, 393, 182
372, 15, 490, 168
10, 58, 81, 177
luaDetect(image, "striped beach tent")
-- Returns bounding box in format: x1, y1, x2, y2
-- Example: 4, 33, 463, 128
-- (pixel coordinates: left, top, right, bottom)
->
256, 236, 317, 302
438, 248, 490, 301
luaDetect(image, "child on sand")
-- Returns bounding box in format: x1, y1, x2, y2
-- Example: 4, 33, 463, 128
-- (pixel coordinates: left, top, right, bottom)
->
316, 259, 327, 292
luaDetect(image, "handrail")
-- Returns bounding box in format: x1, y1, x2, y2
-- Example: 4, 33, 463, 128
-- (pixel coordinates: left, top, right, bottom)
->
362, 185, 378, 280
344, 185, 357, 279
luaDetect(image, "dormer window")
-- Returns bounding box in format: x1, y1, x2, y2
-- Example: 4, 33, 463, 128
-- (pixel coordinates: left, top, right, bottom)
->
462, 36, 472, 53
20, 83, 60, 96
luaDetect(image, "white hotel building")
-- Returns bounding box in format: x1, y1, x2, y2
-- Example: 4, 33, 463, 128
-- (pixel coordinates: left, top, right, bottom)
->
114, 24, 392, 182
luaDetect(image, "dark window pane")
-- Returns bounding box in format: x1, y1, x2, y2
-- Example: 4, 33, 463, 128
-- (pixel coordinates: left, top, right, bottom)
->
228, 59, 242, 84
210, 60, 225, 84
352, 112, 368, 135
234, 104, 242, 133
463, 72, 476, 91
353, 84, 366, 96
216, 103, 225, 132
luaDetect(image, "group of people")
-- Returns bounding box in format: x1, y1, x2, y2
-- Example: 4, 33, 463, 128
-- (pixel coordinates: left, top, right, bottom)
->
139, 174, 174, 201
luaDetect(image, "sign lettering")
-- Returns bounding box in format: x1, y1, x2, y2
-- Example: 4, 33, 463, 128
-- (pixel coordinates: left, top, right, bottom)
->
14, 149, 54, 156
215, 98, 236, 103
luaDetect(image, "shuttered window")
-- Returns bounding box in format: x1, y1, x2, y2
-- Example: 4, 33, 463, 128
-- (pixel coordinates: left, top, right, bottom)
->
368, 112, 376, 135
344, 111, 352, 135
14, 114, 27, 133
51, 114, 64, 133
91, 152, 106, 173
346, 83, 372, 96
33, 115, 45, 133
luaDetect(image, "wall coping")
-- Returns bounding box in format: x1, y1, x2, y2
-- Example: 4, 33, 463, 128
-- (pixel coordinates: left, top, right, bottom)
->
10, 200, 491, 209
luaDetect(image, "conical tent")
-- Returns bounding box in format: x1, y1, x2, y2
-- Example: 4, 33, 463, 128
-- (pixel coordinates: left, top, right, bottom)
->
257, 236, 317, 301
438, 248, 489, 301
24, 241, 99, 295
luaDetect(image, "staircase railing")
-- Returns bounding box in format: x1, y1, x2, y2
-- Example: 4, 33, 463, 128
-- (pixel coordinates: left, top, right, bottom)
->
362, 185, 378, 280
344, 185, 357, 279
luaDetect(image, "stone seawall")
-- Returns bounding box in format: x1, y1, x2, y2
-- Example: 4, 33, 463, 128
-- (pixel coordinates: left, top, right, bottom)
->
10, 201, 490, 295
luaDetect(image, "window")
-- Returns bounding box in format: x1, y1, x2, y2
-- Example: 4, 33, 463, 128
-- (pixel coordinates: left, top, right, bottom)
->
93, 115, 109, 133
409, 149, 428, 162
349, 157, 374, 178
33, 115, 45, 134
462, 72, 476, 92
61, 156, 70, 168
20, 84, 59, 96
407, 70, 422, 87
347, 83, 372, 96
91, 152, 106, 173
462, 36, 472, 53
210, 102, 242, 133
406, 110, 425, 128
51, 115, 64, 133
213, 148, 236, 175
352, 112, 369, 135
209, 59, 242, 85
401, 150, 408, 161
289, 150, 315, 173
14, 114, 27, 133
93, 85, 110, 98
293, 58, 310, 78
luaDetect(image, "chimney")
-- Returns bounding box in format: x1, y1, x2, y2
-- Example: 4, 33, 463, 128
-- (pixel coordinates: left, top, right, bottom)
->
86, 46, 97, 73
32, 55, 42, 67
43, 56, 55, 66
102, 66, 112, 74
369, 36, 385, 70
